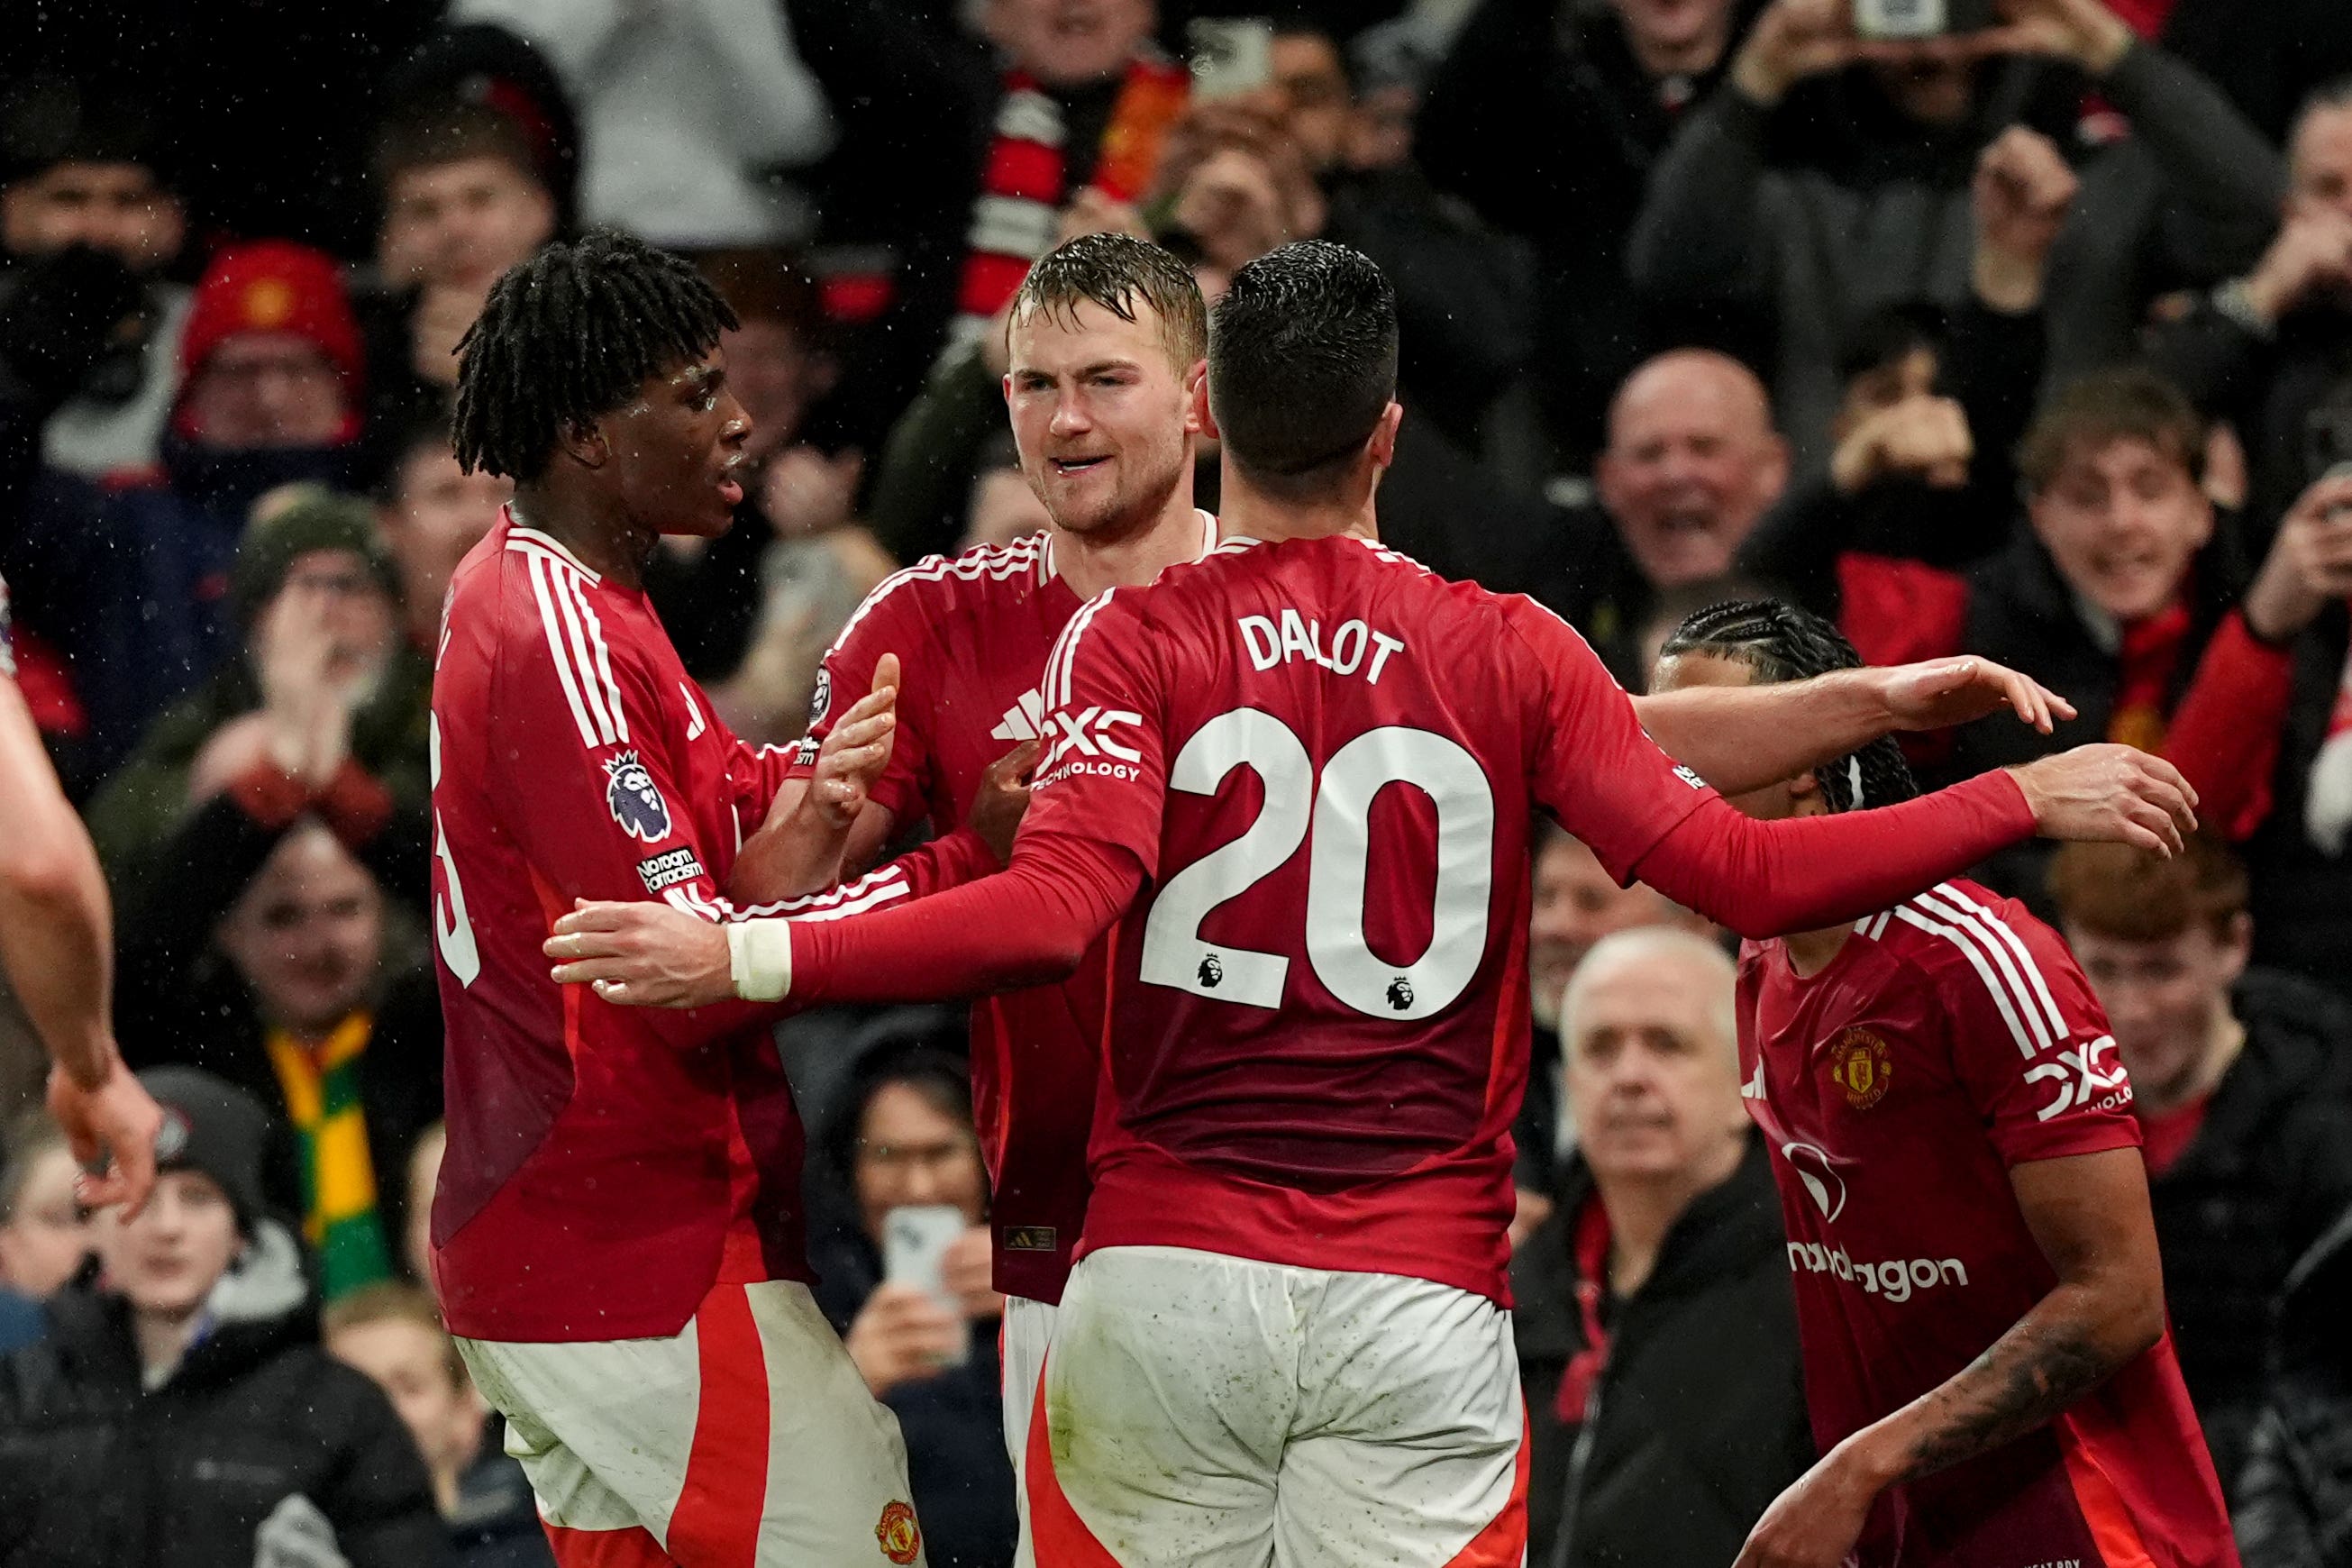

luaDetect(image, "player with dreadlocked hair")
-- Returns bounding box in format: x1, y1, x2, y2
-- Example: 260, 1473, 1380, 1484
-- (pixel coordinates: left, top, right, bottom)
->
427, 228, 946, 1565
1658, 599, 1922, 816
1654, 597, 2236, 1568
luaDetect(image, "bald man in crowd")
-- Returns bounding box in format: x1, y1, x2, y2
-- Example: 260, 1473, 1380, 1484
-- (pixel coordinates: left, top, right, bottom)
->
1514, 927, 1811, 1567
1535, 349, 1791, 682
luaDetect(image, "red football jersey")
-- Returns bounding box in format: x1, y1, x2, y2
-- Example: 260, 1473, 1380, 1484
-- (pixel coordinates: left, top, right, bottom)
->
429, 513, 980, 1342
1739, 880, 2237, 1568
789, 517, 1217, 1304
1018, 533, 1714, 1305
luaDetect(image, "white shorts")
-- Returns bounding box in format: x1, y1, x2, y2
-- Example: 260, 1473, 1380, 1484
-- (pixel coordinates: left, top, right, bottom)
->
1001, 1294, 1056, 1568
1026, 1245, 1528, 1568
456, 1279, 928, 1567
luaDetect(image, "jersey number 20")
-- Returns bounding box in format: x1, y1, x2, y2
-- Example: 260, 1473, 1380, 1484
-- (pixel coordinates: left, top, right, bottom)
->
1139, 709, 1494, 1019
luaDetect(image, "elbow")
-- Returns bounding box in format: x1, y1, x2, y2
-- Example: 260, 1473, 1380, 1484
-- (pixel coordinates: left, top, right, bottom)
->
0, 840, 91, 916
2112, 1281, 2166, 1362
1014, 931, 1089, 989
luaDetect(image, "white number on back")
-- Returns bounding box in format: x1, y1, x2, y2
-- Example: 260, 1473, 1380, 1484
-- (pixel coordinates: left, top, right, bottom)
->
1139, 709, 1495, 1019
429, 715, 481, 988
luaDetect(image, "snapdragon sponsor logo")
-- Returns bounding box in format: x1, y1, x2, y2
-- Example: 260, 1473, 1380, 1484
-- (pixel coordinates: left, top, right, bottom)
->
1787, 1240, 1969, 1304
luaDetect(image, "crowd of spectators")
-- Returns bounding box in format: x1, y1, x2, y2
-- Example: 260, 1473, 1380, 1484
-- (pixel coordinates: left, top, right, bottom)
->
2, 0, 2351, 1563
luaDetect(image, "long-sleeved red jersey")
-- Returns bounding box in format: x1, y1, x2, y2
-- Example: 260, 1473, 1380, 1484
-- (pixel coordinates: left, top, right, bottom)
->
427, 512, 989, 1341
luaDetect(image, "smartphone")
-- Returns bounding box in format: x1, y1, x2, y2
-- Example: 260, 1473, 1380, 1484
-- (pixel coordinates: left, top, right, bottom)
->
1852, 0, 1996, 40
1190, 17, 1274, 101
883, 1204, 971, 1367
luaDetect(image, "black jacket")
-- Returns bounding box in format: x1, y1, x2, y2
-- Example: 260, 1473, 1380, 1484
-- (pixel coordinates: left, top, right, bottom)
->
0, 1224, 441, 1568
1920, 529, 2249, 913
2154, 970, 2352, 1493
2234, 1200, 2352, 1568
1515, 1136, 1814, 1568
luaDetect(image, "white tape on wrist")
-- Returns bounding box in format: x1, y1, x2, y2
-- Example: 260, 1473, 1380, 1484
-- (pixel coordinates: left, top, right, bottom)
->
727, 920, 794, 1001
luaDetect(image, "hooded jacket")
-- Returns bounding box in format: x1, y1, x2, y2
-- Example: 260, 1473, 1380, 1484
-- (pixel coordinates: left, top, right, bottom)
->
0, 1221, 440, 1568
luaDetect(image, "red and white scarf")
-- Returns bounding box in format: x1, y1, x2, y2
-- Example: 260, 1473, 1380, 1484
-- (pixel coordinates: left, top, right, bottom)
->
950, 55, 1189, 344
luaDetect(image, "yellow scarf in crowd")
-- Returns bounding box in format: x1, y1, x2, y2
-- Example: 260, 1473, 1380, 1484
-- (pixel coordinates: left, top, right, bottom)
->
265, 1011, 392, 1299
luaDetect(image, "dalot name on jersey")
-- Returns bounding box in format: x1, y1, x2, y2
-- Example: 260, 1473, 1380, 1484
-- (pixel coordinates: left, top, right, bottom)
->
1236, 610, 1406, 684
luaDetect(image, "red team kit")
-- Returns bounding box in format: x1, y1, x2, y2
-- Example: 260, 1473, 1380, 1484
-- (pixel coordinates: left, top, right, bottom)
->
435, 500, 2236, 1563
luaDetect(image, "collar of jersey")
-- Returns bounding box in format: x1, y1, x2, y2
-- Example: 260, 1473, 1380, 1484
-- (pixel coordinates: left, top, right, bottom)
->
501, 510, 605, 586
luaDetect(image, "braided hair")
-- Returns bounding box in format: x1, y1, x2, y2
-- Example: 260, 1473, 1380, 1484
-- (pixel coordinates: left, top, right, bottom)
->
451, 229, 738, 483
1658, 599, 1919, 814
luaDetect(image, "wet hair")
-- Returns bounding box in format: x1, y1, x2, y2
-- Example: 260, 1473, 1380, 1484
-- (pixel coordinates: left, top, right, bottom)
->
451, 228, 737, 483
2046, 835, 2248, 944
1008, 232, 1208, 373
2017, 369, 2205, 497
1658, 598, 1919, 814
1208, 240, 1398, 496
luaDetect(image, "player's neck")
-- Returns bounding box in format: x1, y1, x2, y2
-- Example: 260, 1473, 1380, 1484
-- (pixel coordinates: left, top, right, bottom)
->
511, 481, 656, 589
1056, 484, 1206, 603
1783, 921, 1853, 979
1217, 458, 1381, 547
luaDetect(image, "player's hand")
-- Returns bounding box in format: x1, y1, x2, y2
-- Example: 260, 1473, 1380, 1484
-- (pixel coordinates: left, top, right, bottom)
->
846, 1281, 966, 1397
942, 1226, 1006, 1320
47, 1056, 163, 1217
970, 739, 1040, 866
546, 900, 734, 1008
2242, 469, 2352, 643
1877, 657, 2074, 735
2009, 744, 2199, 856
809, 654, 900, 831
1733, 1442, 1883, 1568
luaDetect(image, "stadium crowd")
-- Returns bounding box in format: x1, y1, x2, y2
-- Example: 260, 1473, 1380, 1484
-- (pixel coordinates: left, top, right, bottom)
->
1, 0, 2351, 1563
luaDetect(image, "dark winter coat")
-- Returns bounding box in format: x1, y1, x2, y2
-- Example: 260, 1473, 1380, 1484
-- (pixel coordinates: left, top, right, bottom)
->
1515, 1136, 1814, 1568
2234, 1200, 2352, 1568
0, 1223, 441, 1568
2153, 970, 2352, 1493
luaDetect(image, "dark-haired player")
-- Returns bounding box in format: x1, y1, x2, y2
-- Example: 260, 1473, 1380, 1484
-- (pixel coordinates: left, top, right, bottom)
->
428, 230, 971, 1566
738, 232, 2085, 1549
548, 243, 2197, 1566
1651, 600, 2237, 1568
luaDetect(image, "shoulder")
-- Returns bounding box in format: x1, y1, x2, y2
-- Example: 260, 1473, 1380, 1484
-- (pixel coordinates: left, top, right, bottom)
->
1873, 880, 2082, 1036
840, 534, 1052, 638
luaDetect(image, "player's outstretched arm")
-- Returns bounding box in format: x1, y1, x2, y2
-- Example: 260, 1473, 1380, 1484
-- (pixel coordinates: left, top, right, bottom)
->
1732, 1148, 2164, 1568
730, 655, 904, 902
1633, 656, 2074, 797
0, 679, 162, 1215
1631, 745, 2198, 940
550, 826, 1140, 1008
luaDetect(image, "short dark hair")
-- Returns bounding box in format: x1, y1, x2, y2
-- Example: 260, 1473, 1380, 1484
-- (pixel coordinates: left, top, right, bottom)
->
2047, 834, 2248, 944
2019, 369, 2205, 497
1658, 598, 1919, 814
374, 97, 545, 194
451, 229, 738, 483
1208, 241, 1398, 493
1008, 232, 1207, 372
371, 409, 460, 506
1837, 301, 1950, 387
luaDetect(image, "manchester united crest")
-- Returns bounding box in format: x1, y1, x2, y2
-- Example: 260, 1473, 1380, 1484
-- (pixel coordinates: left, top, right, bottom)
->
1827, 1027, 1893, 1109
875, 1500, 921, 1565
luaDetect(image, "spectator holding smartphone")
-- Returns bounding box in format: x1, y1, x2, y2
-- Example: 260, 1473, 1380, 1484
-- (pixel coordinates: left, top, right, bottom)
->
809, 1027, 1015, 1568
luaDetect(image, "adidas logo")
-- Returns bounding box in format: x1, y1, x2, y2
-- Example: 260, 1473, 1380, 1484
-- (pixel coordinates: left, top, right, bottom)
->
991, 688, 1047, 743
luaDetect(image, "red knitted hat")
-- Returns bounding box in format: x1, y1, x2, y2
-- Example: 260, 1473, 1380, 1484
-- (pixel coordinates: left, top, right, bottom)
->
179, 241, 365, 387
